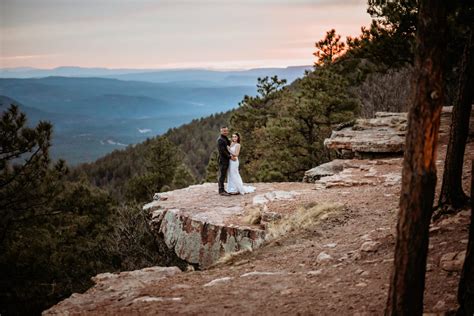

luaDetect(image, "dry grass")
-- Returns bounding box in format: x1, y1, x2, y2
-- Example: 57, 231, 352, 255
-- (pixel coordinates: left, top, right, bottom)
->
212, 249, 252, 267
265, 202, 344, 240
212, 202, 344, 268
241, 206, 262, 225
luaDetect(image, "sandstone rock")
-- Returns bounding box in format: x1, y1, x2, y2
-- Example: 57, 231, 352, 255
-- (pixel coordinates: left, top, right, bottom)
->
432, 300, 446, 312
324, 112, 407, 157
144, 183, 315, 269
153, 193, 168, 201
133, 296, 182, 303
382, 173, 402, 186
252, 190, 298, 205
253, 195, 269, 205
308, 158, 403, 187
144, 183, 269, 269
324, 107, 472, 157
303, 160, 345, 182
360, 241, 381, 252
43, 266, 182, 315
307, 269, 323, 276
440, 251, 466, 272
316, 252, 332, 264
203, 277, 233, 287
240, 271, 285, 277
264, 190, 299, 201
150, 207, 265, 269
360, 234, 372, 241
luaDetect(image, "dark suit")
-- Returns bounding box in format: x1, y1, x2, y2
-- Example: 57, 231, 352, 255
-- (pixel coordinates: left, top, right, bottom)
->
217, 134, 231, 193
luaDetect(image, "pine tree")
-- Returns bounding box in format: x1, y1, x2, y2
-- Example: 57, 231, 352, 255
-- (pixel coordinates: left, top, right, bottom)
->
171, 164, 196, 190
314, 29, 346, 66
125, 137, 180, 202
0, 104, 67, 242
386, 0, 448, 313
205, 150, 219, 183
253, 69, 360, 181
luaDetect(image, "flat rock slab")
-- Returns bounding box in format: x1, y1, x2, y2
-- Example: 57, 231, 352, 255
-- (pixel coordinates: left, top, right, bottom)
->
42, 267, 182, 315
324, 112, 407, 156
143, 183, 314, 268
303, 158, 403, 188
324, 108, 469, 157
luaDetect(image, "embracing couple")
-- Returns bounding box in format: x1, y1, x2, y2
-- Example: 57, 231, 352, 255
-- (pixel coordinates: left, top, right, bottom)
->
217, 126, 256, 196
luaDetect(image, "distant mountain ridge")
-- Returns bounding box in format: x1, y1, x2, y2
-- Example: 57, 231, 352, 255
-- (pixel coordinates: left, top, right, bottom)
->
0, 65, 311, 86
0, 65, 311, 164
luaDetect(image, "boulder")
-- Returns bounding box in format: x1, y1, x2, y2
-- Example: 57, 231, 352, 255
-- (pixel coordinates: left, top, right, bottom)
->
360, 241, 381, 252
303, 160, 345, 183
324, 112, 407, 157
316, 252, 333, 264
439, 251, 466, 272
324, 107, 474, 157
306, 158, 403, 188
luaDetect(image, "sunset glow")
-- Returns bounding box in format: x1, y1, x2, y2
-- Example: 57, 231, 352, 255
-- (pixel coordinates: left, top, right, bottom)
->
1, 0, 372, 69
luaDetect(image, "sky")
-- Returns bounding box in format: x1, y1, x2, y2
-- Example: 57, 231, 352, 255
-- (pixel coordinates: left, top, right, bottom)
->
0, 0, 372, 70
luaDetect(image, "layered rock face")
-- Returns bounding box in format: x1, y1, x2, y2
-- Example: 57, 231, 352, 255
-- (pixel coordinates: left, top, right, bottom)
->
324, 112, 407, 158
305, 107, 474, 185
304, 158, 402, 188
323, 107, 471, 159
144, 183, 307, 269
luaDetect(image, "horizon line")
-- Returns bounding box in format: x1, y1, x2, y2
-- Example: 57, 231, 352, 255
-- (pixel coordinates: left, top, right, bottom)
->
0, 63, 314, 72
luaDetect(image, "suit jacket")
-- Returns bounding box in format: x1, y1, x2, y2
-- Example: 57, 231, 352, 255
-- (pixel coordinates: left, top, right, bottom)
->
217, 135, 231, 165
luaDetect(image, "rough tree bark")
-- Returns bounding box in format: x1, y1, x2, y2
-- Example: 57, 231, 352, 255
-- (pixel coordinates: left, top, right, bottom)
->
385, 0, 447, 315
456, 160, 474, 315
439, 30, 474, 209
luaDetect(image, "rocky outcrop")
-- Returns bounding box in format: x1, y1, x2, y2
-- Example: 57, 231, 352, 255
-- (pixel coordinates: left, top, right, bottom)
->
324, 112, 407, 158
144, 183, 309, 269
305, 107, 474, 185
42, 266, 182, 315
304, 158, 402, 188
324, 107, 474, 158
302, 160, 345, 183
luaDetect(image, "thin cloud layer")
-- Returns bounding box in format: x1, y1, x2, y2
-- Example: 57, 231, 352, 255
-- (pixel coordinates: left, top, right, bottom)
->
1, 0, 371, 69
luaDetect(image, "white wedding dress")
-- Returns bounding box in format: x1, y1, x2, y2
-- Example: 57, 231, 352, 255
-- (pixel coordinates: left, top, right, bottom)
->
227, 144, 256, 195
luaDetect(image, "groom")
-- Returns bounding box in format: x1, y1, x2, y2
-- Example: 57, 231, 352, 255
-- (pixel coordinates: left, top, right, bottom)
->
217, 126, 236, 196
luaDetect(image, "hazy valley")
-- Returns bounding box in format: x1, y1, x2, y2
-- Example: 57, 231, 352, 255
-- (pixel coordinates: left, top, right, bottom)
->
0, 66, 310, 164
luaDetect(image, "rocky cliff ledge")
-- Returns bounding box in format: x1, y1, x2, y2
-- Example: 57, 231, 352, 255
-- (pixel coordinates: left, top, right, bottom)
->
43, 107, 474, 315
143, 183, 313, 269
323, 107, 470, 158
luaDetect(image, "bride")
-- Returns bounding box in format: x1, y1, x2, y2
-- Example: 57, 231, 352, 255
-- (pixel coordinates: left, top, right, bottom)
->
226, 133, 256, 195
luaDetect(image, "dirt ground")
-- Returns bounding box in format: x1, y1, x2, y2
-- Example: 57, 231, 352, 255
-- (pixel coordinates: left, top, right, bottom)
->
72, 141, 473, 316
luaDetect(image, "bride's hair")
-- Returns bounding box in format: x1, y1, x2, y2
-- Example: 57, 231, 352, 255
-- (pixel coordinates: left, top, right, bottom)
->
233, 132, 241, 143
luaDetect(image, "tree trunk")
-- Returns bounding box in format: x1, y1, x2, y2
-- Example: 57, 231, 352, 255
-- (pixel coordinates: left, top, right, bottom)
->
439, 30, 474, 209
385, 0, 447, 315
456, 160, 474, 315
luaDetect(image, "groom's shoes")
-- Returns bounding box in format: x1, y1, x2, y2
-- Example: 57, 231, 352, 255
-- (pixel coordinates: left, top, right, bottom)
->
219, 191, 231, 196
